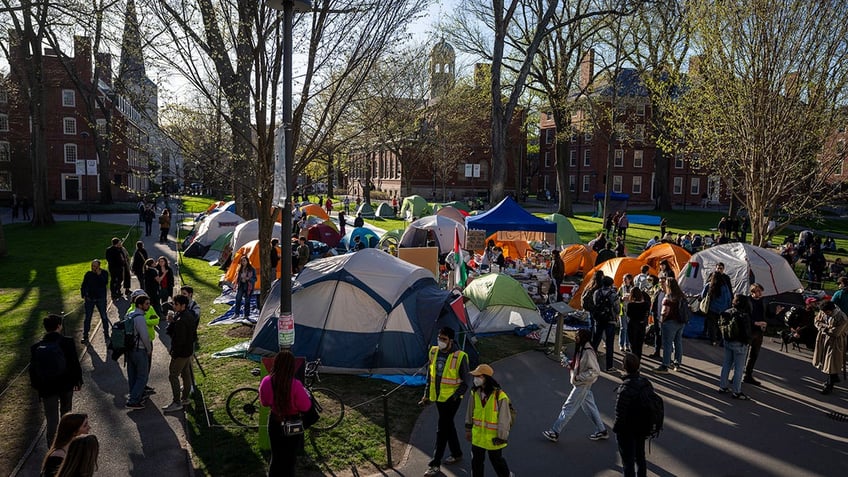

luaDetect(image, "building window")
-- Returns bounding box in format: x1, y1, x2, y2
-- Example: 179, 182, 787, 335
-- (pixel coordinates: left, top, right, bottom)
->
0, 141, 9, 162
545, 112, 552, 120
632, 175, 642, 194
64, 144, 77, 164
545, 129, 554, 144
0, 88, 7, 103
584, 129, 593, 142
674, 156, 685, 169
636, 102, 645, 116
583, 150, 592, 167
64, 117, 77, 135
96, 119, 107, 135
544, 151, 551, 168
616, 102, 626, 114
582, 175, 591, 192
569, 149, 577, 167
0, 114, 8, 132
633, 150, 643, 168
690, 177, 701, 195
569, 175, 576, 192
62, 89, 75, 107
570, 128, 578, 143
613, 175, 623, 193
673, 176, 683, 194
0, 171, 11, 191
634, 124, 645, 142
614, 149, 624, 167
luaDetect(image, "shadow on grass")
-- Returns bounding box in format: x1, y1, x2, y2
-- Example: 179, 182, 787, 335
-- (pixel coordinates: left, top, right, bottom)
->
186, 406, 268, 476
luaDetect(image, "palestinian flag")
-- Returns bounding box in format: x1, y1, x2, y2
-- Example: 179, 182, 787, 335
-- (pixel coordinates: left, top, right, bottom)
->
453, 226, 467, 288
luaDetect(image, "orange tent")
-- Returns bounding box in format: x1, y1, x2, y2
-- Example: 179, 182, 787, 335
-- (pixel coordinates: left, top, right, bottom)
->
205, 201, 226, 213
637, 243, 691, 276
224, 239, 281, 290
568, 258, 656, 309
479, 233, 533, 259
561, 244, 597, 276
300, 203, 330, 221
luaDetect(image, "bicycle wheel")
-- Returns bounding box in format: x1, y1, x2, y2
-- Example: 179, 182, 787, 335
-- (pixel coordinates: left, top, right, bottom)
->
309, 387, 344, 431
226, 387, 261, 428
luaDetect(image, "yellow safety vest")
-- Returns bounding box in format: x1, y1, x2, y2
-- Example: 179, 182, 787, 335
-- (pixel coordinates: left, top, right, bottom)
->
428, 347, 467, 402
471, 389, 508, 450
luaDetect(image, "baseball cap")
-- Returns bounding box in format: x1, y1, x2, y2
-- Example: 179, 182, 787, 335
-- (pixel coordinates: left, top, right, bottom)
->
470, 364, 494, 377
805, 297, 818, 305
130, 289, 148, 300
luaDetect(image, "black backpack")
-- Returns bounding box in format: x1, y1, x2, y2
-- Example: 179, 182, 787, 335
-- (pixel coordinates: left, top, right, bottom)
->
719, 309, 744, 342
110, 311, 139, 361
33, 340, 67, 385
593, 289, 616, 324
634, 380, 664, 440
678, 297, 692, 324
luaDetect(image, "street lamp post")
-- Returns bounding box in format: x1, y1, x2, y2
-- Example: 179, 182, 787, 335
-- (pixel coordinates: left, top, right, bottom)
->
80, 131, 91, 221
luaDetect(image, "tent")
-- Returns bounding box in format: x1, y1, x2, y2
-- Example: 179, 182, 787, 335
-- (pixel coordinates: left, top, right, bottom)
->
482, 232, 532, 260
231, 219, 282, 253
182, 210, 244, 258
340, 227, 380, 250
436, 205, 469, 225
303, 215, 332, 229
378, 229, 404, 251
462, 274, 540, 333
400, 195, 432, 219
248, 249, 478, 375
301, 203, 330, 221
677, 243, 803, 297
203, 231, 234, 263
375, 202, 396, 218
307, 223, 342, 248
637, 243, 691, 276
223, 240, 281, 289
561, 244, 597, 276
569, 258, 656, 309
399, 215, 465, 254
546, 213, 582, 247
437, 201, 471, 213
465, 196, 556, 237
356, 202, 376, 218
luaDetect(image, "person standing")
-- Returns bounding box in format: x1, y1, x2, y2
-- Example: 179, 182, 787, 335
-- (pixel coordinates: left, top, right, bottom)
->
296, 237, 310, 272
162, 295, 198, 412
158, 209, 171, 244
465, 364, 513, 477
143, 204, 155, 237
617, 212, 629, 239
259, 350, 314, 477
420, 327, 471, 476
105, 237, 127, 300
614, 353, 654, 477
156, 257, 175, 310
131, 241, 148, 288
343, 196, 350, 213
11, 192, 18, 219
618, 274, 636, 352
41, 413, 90, 477
625, 288, 650, 359
80, 259, 110, 345
701, 263, 733, 346
337, 210, 346, 238
654, 277, 686, 373
744, 284, 768, 386
592, 276, 620, 372
392, 196, 399, 216
831, 277, 848, 314
233, 256, 257, 318
55, 434, 99, 477
126, 295, 154, 409
325, 197, 333, 215
550, 250, 565, 301
29, 314, 83, 445
718, 294, 753, 400
543, 328, 608, 443
812, 301, 848, 394
270, 238, 280, 273
20, 196, 30, 220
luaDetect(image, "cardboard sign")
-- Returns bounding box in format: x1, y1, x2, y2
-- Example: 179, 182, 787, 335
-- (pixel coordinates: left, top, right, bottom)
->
465, 229, 487, 250
398, 247, 439, 278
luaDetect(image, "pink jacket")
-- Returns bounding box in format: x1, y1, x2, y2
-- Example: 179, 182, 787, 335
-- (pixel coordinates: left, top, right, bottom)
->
259, 376, 312, 418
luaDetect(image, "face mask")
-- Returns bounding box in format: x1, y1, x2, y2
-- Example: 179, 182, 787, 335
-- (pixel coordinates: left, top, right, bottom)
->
437, 340, 449, 350
473, 377, 485, 387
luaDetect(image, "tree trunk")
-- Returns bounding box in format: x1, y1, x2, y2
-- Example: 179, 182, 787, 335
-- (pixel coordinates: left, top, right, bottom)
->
29, 57, 54, 226
553, 122, 574, 217
0, 219, 7, 257
653, 149, 672, 211
490, 116, 507, 205
363, 154, 373, 205
326, 149, 335, 200
97, 139, 114, 204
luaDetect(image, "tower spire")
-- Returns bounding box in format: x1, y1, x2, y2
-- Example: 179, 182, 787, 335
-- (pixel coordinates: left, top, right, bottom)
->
118, 0, 146, 86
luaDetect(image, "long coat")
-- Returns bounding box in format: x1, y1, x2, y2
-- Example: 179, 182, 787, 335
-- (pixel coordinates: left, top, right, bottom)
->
812, 308, 848, 374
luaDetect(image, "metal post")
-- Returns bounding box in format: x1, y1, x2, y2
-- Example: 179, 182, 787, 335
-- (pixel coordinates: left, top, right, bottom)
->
278, 0, 296, 339
382, 390, 392, 467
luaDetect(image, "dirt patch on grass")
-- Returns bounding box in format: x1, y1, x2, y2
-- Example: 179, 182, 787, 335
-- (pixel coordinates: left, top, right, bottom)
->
225, 325, 255, 339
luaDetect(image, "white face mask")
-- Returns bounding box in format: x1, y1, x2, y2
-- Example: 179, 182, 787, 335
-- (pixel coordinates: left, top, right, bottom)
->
473, 377, 485, 387
437, 340, 449, 350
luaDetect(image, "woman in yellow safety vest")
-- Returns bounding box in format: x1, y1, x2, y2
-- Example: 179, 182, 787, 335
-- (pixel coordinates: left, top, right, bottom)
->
464, 364, 513, 477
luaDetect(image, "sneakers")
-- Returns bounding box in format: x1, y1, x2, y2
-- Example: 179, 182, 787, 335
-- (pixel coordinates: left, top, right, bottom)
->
731, 392, 751, 401
162, 402, 184, 412
542, 430, 559, 442
443, 455, 462, 465
717, 387, 730, 394
144, 386, 156, 395
180, 398, 191, 406
670, 363, 681, 372
423, 466, 440, 476
126, 401, 145, 410
589, 430, 609, 441
743, 376, 761, 386
653, 366, 669, 373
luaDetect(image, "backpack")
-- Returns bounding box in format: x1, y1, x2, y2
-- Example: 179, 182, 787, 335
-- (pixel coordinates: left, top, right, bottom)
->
33, 340, 67, 385
495, 390, 517, 428
581, 288, 596, 313
719, 309, 743, 342
678, 297, 691, 324
592, 289, 616, 324
633, 380, 664, 440
110, 311, 139, 361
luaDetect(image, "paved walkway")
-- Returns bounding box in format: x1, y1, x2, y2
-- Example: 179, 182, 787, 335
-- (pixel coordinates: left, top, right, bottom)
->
13, 201, 193, 477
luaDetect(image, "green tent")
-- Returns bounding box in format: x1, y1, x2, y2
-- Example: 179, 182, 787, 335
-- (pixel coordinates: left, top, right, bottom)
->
546, 213, 582, 247
375, 202, 396, 218
356, 202, 376, 218
203, 231, 234, 263
463, 273, 536, 311
377, 229, 404, 250
399, 195, 432, 219
435, 200, 471, 213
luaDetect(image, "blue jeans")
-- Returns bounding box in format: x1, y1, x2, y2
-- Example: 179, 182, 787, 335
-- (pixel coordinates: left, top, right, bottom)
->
591, 321, 616, 370
549, 384, 605, 435
127, 348, 150, 404
619, 315, 630, 349
661, 320, 684, 368
234, 285, 251, 316
720, 341, 749, 393
83, 296, 109, 341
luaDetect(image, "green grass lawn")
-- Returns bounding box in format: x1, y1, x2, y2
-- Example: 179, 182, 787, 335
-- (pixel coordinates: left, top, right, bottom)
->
181, 195, 233, 214
0, 221, 139, 475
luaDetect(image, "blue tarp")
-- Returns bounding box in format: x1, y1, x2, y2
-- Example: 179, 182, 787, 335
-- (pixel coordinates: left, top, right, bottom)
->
465, 196, 556, 236
593, 192, 630, 201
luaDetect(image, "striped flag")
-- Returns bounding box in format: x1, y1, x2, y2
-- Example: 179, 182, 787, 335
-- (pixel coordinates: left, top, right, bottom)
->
453, 226, 467, 288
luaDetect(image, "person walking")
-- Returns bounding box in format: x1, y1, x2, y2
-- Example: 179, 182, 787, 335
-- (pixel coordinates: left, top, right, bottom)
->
717, 294, 753, 400
41, 413, 91, 477
105, 237, 127, 300
420, 327, 471, 476
143, 204, 155, 237
259, 350, 314, 477
465, 364, 513, 477
654, 277, 686, 373
812, 301, 848, 394
125, 295, 154, 409
744, 283, 768, 386
80, 259, 110, 346
29, 314, 83, 446
614, 353, 652, 477
131, 241, 148, 287
55, 434, 99, 477
162, 295, 198, 412
158, 209, 171, 244
233, 256, 257, 318
542, 328, 608, 443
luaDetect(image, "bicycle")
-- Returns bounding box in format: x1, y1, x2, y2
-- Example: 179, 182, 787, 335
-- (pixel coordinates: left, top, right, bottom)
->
225, 358, 345, 431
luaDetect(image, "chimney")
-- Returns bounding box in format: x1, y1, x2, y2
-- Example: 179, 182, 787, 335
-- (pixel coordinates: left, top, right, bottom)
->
74, 36, 93, 84
95, 53, 113, 87
688, 55, 701, 78
579, 49, 595, 90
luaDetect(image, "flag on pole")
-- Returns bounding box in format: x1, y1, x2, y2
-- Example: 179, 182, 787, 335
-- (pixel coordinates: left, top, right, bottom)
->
453, 226, 467, 288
